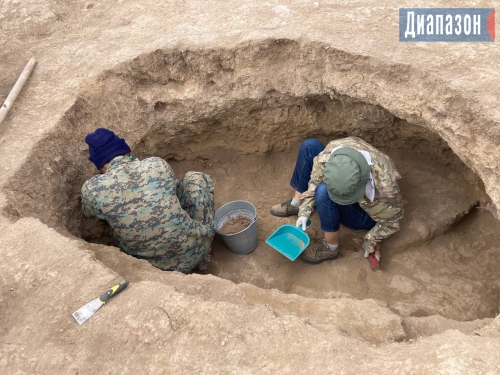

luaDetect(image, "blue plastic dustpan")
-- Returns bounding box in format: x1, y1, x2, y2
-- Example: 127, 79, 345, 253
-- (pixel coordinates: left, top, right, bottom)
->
265, 224, 310, 261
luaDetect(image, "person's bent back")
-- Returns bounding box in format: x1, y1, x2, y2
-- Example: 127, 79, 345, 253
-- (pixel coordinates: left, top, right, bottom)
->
81, 128, 215, 273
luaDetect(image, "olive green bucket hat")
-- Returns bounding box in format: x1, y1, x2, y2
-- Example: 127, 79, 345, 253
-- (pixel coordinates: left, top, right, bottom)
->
323, 148, 370, 205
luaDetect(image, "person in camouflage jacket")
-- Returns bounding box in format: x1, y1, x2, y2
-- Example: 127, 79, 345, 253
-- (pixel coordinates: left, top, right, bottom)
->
81, 128, 215, 273
270, 137, 403, 270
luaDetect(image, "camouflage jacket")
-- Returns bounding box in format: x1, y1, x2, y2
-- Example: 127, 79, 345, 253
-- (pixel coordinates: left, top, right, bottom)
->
81, 156, 215, 272
298, 137, 404, 253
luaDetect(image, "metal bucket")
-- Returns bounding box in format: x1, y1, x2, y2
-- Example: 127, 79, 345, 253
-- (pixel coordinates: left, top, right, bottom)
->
214, 200, 258, 255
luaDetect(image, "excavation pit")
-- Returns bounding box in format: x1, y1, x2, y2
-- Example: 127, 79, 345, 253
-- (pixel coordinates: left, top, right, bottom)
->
4, 40, 500, 327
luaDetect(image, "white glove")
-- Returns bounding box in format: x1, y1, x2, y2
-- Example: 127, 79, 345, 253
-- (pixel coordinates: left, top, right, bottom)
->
364, 249, 381, 262
296, 216, 309, 231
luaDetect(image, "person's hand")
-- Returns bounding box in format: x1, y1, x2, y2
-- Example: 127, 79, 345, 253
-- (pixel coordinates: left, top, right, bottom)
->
296, 216, 309, 231
364, 248, 381, 262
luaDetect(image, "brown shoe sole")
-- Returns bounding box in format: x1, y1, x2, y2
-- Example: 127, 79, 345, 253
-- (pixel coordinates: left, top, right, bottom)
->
269, 210, 298, 217
300, 251, 339, 264
269, 210, 298, 218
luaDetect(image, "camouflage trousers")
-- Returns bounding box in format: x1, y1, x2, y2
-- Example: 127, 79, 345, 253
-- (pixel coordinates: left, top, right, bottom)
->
149, 171, 216, 273
177, 171, 216, 272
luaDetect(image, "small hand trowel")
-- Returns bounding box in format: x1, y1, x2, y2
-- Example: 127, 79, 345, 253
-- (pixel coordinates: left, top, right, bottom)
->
72, 279, 129, 325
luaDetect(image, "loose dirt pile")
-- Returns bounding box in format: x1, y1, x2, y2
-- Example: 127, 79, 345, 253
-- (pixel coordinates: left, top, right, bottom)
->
218, 216, 253, 234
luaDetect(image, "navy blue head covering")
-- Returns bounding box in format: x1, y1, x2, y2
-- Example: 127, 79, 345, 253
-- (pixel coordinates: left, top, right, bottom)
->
85, 128, 131, 169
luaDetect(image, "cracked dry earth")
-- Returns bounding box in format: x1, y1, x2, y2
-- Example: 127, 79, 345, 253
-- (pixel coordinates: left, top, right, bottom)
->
1, 1, 500, 374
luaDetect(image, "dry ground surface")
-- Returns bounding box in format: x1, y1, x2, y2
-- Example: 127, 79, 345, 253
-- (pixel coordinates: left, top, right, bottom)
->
1, 1, 500, 374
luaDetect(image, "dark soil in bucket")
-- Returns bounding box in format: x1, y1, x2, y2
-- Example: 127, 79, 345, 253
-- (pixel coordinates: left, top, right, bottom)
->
219, 216, 253, 234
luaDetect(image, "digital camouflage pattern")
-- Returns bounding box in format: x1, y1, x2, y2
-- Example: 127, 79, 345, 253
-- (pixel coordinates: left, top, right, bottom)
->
81, 156, 215, 273
298, 136, 404, 254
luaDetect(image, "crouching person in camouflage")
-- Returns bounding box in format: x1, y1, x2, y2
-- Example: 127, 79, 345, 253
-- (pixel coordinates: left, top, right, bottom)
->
81, 128, 215, 273
270, 137, 403, 271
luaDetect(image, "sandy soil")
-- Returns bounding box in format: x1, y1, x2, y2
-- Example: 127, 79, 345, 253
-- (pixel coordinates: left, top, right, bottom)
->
218, 216, 253, 235
1, 0, 500, 373
169, 144, 498, 321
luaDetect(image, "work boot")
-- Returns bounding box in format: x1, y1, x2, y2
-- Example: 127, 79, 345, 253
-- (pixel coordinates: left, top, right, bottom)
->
299, 240, 339, 264
270, 198, 299, 217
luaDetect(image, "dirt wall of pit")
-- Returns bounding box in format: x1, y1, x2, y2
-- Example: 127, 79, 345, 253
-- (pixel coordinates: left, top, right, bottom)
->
2, 40, 485, 241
